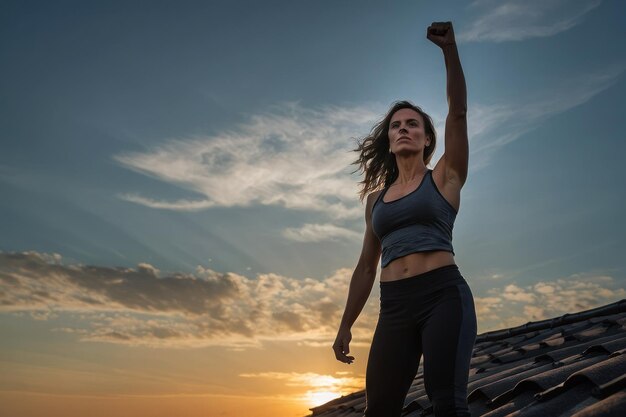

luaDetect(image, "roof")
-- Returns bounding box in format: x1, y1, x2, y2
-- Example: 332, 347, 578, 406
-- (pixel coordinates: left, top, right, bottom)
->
306, 299, 626, 417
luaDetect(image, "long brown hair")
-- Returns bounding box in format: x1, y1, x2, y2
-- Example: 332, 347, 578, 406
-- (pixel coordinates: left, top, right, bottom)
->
350, 100, 437, 202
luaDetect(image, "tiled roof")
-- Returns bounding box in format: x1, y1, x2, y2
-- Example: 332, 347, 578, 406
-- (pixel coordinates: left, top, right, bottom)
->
306, 299, 626, 417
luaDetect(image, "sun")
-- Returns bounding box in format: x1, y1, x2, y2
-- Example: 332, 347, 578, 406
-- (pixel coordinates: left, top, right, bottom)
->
303, 390, 342, 408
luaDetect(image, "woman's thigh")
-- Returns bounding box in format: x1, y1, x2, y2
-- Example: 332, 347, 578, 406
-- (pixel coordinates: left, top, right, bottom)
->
421, 282, 477, 415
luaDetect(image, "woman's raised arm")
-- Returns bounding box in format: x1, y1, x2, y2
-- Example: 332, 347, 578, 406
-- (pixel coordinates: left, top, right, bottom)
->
427, 21, 468, 186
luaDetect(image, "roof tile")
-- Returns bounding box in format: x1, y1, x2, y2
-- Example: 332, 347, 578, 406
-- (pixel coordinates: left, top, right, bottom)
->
305, 299, 626, 417
570, 391, 626, 417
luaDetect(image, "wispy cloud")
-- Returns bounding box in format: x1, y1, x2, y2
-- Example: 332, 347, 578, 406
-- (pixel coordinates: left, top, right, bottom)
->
112, 61, 623, 232
459, 0, 603, 43
467, 64, 624, 169
113, 102, 381, 221
282, 223, 362, 243
0, 251, 379, 348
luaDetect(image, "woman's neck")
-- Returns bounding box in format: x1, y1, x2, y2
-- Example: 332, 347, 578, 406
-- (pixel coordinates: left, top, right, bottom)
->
394, 157, 428, 186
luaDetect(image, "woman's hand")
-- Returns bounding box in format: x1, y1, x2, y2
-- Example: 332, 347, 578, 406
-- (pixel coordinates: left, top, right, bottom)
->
427, 21, 456, 49
332, 327, 355, 364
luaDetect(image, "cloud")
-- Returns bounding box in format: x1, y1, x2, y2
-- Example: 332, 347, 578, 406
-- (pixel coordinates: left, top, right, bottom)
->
473, 296, 504, 322
478, 272, 626, 330
6, 251, 622, 348
112, 60, 624, 228
500, 284, 536, 303
0, 251, 240, 317
467, 64, 625, 169
113, 102, 381, 220
281, 223, 362, 243
459, 0, 602, 43
0, 251, 379, 348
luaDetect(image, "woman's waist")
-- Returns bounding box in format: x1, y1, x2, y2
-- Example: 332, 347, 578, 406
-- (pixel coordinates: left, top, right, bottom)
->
380, 250, 455, 282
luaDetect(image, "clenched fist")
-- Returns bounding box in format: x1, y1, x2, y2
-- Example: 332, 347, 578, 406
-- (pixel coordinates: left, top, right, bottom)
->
427, 21, 456, 49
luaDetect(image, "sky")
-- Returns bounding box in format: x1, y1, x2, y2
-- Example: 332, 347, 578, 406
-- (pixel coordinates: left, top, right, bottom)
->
1, 0, 625, 416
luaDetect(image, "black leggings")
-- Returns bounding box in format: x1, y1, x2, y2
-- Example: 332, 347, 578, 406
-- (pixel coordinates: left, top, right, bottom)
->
364, 264, 477, 417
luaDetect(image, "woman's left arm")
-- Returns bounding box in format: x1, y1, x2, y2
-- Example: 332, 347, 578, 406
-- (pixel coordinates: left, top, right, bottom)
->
427, 22, 468, 185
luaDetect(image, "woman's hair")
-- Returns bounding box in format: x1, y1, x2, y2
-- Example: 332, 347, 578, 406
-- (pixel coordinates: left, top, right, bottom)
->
350, 100, 437, 202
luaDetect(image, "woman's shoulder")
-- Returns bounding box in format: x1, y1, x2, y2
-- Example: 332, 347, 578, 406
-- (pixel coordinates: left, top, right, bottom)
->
365, 188, 385, 216
366, 188, 385, 203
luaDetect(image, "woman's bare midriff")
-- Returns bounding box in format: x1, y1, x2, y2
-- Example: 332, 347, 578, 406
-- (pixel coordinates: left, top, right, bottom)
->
380, 250, 456, 282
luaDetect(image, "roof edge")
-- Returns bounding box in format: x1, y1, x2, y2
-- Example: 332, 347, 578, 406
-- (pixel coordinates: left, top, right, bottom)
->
475, 299, 626, 343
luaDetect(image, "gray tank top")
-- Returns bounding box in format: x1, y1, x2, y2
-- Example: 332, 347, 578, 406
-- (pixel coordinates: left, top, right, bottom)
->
371, 169, 457, 268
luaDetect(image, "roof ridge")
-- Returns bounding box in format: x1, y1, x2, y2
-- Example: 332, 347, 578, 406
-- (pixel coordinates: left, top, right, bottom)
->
476, 299, 626, 343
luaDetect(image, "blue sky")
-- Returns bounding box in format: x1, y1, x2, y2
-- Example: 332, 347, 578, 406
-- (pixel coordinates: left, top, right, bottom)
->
2, 0, 625, 310
1, 2, 626, 414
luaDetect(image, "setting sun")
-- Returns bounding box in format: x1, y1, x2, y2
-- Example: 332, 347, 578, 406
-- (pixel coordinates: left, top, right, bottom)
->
297, 373, 364, 408
303, 390, 342, 408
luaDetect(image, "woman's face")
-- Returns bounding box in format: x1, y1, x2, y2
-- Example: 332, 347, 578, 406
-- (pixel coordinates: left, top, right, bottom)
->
388, 108, 430, 155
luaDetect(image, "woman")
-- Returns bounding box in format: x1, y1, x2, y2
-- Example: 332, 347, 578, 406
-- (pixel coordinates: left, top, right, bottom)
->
332, 22, 477, 417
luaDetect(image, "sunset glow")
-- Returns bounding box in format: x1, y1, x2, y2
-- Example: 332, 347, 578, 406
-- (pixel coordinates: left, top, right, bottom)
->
303, 390, 343, 408
240, 371, 365, 409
